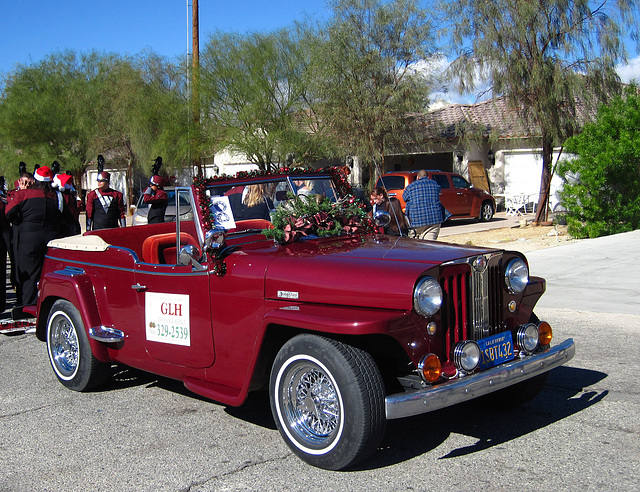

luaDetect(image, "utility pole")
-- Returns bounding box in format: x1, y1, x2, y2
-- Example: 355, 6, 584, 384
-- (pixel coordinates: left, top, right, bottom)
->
192, 0, 202, 175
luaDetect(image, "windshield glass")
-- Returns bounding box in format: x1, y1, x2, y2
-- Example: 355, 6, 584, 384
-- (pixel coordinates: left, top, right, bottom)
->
136, 189, 192, 210
205, 176, 339, 229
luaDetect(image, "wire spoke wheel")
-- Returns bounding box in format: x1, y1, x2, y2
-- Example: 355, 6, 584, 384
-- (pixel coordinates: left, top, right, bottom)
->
282, 360, 341, 447
49, 312, 80, 379
270, 334, 386, 470
46, 299, 110, 391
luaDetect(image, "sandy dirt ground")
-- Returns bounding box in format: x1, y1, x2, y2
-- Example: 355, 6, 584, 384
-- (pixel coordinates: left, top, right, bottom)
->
441, 223, 579, 253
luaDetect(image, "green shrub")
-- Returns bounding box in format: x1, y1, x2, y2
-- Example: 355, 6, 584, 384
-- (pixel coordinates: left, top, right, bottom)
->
559, 86, 640, 238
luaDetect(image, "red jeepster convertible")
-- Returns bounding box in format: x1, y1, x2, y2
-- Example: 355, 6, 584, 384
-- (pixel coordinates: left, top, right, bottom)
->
31, 168, 574, 470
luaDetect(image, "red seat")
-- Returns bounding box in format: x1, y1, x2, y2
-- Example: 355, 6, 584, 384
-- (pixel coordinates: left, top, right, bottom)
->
231, 219, 273, 232
142, 232, 201, 264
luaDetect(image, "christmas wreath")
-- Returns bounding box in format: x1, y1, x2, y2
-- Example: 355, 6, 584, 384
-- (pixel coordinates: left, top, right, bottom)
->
262, 193, 373, 244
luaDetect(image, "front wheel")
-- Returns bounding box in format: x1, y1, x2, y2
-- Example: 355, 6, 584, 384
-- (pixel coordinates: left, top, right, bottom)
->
269, 334, 386, 470
46, 299, 110, 391
479, 201, 494, 222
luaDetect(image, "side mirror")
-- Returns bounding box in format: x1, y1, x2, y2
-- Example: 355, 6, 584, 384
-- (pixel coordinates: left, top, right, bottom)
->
204, 227, 227, 251
178, 244, 199, 265
373, 210, 391, 228
178, 244, 206, 271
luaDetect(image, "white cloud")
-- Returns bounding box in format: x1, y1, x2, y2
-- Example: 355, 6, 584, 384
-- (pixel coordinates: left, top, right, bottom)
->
426, 55, 640, 107
617, 55, 640, 83
411, 57, 492, 107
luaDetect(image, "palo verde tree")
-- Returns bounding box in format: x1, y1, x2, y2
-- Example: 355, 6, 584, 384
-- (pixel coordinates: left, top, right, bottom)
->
138, 53, 195, 175
0, 51, 95, 179
443, 0, 640, 222
0, 50, 192, 196
84, 51, 193, 196
558, 85, 640, 238
199, 29, 326, 171
309, 0, 437, 185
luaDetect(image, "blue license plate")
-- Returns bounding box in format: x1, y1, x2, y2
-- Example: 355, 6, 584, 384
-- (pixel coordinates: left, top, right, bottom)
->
477, 331, 515, 370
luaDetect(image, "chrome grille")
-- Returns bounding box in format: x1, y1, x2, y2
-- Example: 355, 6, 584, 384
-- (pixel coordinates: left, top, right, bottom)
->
440, 253, 504, 360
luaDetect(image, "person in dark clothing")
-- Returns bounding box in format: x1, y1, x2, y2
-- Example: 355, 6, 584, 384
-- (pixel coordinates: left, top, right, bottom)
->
5, 166, 62, 307
369, 187, 408, 235
9, 172, 35, 305
0, 182, 9, 313
85, 171, 126, 230
227, 183, 273, 221
143, 175, 168, 224
53, 173, 82, 236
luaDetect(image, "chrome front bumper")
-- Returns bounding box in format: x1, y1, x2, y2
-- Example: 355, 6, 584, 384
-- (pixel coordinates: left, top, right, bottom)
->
385, 338, 575, 420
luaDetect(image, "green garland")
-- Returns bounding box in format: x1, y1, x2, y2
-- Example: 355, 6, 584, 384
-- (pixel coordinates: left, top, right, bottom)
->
194, 166, 370, 245
262, 193, 373, 244
194, 166, 352, 231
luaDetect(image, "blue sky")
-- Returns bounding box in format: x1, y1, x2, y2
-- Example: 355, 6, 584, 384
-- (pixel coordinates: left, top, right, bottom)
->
1, 1, 639, 105
0, 1, 330, 74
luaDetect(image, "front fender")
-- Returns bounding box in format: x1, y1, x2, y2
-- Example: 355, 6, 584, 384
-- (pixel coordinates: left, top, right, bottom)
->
263, 303, 407, 336
37, 267, 111, 362
519, 275, 545, 321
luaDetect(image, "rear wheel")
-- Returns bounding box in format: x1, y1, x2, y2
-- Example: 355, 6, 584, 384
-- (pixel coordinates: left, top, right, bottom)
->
269, 334, 386, 470
479, 201, 494, 222
46, 299, 110, 391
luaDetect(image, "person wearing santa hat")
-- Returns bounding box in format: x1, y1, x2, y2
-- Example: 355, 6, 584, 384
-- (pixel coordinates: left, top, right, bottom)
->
5, 166, 63, 307
142, 175, 168, 224
53, 172, 82, 236
85, 170, 126, 230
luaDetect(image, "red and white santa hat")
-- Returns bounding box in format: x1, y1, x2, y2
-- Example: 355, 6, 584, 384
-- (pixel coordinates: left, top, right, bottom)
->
34, 166, 53, 182
53, 173, 74, 190
150, 175, 164, 186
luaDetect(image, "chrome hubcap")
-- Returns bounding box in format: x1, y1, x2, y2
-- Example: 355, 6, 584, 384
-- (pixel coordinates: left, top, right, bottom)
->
50, 314, 79, 377
282, 363, 340, 447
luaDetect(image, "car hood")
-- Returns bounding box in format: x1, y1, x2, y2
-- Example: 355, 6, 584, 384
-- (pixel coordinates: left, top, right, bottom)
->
264, 235, 499, 311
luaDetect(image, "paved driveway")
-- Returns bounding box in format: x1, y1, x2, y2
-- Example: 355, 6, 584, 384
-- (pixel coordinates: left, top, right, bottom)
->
527, 229, 640, 315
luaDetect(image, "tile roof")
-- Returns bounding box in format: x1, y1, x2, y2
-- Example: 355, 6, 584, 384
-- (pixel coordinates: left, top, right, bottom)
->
409, 96, 539, 141
410, 95, 597, 141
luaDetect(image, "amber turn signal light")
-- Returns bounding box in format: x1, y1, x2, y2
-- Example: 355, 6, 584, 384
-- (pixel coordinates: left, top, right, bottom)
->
538, 321, 553, 346
418, 353, 442, 383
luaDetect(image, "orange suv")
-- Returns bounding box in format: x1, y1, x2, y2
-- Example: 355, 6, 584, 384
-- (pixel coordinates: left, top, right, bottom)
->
375, 170, 495, 222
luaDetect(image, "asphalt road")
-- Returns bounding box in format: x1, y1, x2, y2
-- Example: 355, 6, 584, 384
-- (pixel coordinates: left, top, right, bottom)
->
1, 229, 639, 491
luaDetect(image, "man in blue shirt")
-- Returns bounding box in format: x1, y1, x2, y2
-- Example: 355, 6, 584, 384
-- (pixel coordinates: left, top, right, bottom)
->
403, 170, 444, 240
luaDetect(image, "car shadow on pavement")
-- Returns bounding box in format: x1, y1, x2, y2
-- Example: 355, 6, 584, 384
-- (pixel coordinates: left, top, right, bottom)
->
93, 363, 607, 471
441, 215, 509, 229
99, 363, 278, 428
224, 390, 278, 430
353, 365, 608, 470
106, 365, 161, 390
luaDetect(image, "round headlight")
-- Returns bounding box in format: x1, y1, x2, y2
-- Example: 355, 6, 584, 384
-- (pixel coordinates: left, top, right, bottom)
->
517, 323, 539, 353
453, 341, 480, 372
505, 258, 529, 293
413, 277, 443, 317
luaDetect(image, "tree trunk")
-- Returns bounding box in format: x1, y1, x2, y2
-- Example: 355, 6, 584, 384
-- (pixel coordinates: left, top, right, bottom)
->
127, 157, 133, 210
534, 134, 552, 223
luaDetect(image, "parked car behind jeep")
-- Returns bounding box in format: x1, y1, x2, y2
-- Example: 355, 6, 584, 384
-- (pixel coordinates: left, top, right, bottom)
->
132, 186, 194, 225
376, 170, 496, 222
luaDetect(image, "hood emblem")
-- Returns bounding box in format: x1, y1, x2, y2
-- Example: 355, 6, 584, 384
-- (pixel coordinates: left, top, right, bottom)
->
278, 290, 299, 300
473, 255, 488, 273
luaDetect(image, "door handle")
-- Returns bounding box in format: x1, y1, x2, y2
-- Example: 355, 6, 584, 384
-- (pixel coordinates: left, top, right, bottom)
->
131, 283, 147, 291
